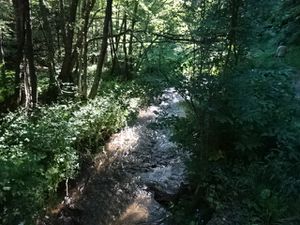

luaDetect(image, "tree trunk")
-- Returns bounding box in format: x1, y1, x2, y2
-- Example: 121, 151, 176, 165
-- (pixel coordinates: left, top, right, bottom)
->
89, 0, 113, 98
12, 0, 24, 105
0, 28, 5, 83
78, 0, 96, 98
110, 15, 124, 76
122, 13, 129, 80
55, 12, 62, 61
127, 0, 138, 79
58, 0, 79, 83
38, 0, 57, 92
80, 40, 89, 98
12, 0, 37, 108
24, 0, 37, 107
224, 0, 240, 69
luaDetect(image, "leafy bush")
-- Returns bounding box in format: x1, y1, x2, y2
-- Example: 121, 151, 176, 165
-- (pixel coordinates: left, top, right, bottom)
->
172, 69, 300, 224
0, 70, 15, 103
0, 81, 144, 224
0, 105, 77, 224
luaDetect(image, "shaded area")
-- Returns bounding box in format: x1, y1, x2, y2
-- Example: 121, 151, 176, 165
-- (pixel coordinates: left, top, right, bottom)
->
41, 88, 188, 225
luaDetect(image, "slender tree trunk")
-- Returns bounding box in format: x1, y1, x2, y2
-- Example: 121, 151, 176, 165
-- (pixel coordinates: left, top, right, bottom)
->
110, 16, 124, 76
78, 0, 96, 98
0, 28, 6, 83
77, 0, 88, 95
89, 0, 113, 98
24, 0, 37, 107
127, 0, 138, 79
109, 22, 115, 72
12, 0, 25, 105
12, 0, 37, 108
224, 0, 240, 69
81, 40, 89, 98
38, 0, 57, 90
55, 13, 62, 61
58, 0, 79, 83
122, 13, 129, 80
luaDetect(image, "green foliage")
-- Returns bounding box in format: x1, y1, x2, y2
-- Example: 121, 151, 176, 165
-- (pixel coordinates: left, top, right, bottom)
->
221, 70, 297, 159
158, 0, 300, 224
0, 70, 14, 103
0, 81, 144, 224
0, 105, 77, 224
0, 0, 12, 34
1, 0, 299, 224
286, 46, 300, 69
71, 95, 140, 154
171, 68, 300, 224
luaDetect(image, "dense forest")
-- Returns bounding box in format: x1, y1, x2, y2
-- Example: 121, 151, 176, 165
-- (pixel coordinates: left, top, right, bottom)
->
0, 0, 300, 224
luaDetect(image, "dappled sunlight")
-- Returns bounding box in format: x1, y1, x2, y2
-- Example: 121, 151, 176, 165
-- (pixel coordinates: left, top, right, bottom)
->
41, 88, 188, 225
1, 0, 299, 224
105, 127, 141, 158
138, 105, 161, 122
159, 87, 186, 118
115, 191, 152, 225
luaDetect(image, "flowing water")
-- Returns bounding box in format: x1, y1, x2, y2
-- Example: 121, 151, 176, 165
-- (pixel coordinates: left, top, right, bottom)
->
43, 88, 189, 225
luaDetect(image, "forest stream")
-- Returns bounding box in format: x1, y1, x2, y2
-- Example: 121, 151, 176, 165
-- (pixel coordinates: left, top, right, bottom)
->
1, 1, 300, 224
43, 88, 189, 225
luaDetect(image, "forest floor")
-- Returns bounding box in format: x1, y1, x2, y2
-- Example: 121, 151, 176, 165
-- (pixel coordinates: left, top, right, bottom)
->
41, 88, 189, 225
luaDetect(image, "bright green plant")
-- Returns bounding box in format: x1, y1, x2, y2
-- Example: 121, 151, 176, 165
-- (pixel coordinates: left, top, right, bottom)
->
0, 80, 147, 224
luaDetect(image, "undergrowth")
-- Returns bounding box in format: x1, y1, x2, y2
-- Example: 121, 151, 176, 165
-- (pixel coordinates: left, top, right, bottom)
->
0, 79, 156, 225
170, 68, 300, 225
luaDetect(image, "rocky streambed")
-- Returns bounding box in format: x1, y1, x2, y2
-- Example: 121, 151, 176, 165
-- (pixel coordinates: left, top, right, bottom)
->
42, 88, 190, 225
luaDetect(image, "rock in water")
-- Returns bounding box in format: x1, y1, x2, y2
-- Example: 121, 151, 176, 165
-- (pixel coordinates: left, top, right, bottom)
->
140, 163, 186, 202
115, 190, 169, 225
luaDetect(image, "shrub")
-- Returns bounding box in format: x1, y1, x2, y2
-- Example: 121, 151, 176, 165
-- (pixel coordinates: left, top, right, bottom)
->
0, 105, 78, 224
171, 68, 300, 223
0, 81, 144, 224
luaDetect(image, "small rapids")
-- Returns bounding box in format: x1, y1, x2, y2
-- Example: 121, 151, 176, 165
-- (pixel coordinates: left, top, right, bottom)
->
42, 88, 189, 225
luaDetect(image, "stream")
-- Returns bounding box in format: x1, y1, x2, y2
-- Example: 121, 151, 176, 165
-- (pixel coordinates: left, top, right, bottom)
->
42, 88, 189, 225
